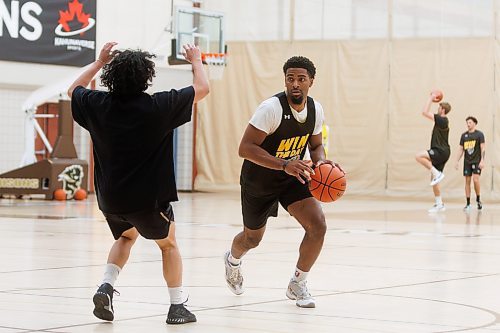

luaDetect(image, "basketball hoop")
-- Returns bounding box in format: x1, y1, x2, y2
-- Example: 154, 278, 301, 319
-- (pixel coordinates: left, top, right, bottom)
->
202, 53, 226, 81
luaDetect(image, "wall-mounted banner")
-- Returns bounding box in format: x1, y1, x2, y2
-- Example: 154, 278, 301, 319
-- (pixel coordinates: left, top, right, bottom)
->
0, 0, 96, 67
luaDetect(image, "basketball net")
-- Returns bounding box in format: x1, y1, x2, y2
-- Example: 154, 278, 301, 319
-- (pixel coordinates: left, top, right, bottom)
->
202, 53, 226, 81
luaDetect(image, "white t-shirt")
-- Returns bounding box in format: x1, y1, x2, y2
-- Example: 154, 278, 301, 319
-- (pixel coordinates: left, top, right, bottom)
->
249, 96, 324, 135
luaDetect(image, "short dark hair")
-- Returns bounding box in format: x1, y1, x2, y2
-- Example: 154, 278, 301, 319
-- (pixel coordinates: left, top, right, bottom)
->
283, 56, 316, 79
100, 49, 156, 96
466, 116, 478, 124
439, 102, 451, 114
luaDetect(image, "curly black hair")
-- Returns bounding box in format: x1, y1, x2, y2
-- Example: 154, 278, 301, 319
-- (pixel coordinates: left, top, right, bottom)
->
100, 50, 156, 96
283, 56, 316, 79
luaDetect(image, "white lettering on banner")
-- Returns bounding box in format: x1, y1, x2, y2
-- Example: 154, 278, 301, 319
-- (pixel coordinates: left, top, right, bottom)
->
0, 0, 42, 41
20, 1, 42, 41
0, 0, 19, 38
54, 37, 95, 50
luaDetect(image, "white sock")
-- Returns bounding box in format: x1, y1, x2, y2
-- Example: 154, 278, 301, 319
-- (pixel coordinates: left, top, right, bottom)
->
102, 263, 121, 287
435, 196, 443, 205
228, 251, 241, 266
291, 267, 308, 282
168, 287, 186, 305
431, 167, 440, 177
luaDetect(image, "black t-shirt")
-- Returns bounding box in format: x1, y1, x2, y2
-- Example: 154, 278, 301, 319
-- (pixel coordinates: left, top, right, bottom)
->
71, 85, 195, 214
460, 130, 485, 164
430, 114, 450, 152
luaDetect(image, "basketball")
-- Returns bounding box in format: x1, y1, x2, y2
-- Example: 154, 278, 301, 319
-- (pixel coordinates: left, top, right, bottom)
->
309, 163, 346, 203
432, 89, 443, 102
74, 189, 87, 200
53, 189, 67, 201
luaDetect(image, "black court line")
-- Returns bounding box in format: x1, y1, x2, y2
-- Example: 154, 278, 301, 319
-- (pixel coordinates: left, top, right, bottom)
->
0, 325, 26, 332
4, 272, 500, 332
358, 292, 500, 333
0, 245, 495, 277
0, 214, 77, 220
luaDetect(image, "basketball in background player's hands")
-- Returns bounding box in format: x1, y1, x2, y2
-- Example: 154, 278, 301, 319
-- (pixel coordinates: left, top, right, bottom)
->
431, 90, 443, 103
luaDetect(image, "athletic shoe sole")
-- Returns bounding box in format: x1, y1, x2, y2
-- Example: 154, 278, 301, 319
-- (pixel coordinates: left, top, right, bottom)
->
93, 293, 114, 321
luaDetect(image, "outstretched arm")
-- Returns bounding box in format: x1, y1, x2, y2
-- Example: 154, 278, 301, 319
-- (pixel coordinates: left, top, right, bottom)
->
181, 44, 209, 103
67, 42, 117, 98
421, 93, 435, 121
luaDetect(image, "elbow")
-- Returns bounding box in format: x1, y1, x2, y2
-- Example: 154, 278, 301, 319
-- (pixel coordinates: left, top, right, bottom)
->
193, 83, 210, 103
238, 144, 247, 159
202, 84, 210, 98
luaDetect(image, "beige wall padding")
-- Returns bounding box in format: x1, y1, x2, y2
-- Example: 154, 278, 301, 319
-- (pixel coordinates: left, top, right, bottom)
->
195, 39, 499, 199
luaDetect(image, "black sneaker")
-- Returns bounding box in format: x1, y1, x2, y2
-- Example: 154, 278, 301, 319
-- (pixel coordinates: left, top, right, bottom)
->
93, 283, 117, 321
477, 201, 483, 210
166, 303, 197, 324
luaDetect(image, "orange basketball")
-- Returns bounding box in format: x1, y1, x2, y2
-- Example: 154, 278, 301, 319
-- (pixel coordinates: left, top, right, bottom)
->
74, 189, 87, 200
432, 89, 443, 102
54, 189, 67, 201
309, 163, 346, 203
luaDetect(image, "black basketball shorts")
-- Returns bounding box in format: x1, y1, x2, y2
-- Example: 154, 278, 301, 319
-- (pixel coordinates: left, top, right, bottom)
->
241, 179, 312, 230
463, 162, 481, 176
428, 148, 450, 172
103, 204, 174, 240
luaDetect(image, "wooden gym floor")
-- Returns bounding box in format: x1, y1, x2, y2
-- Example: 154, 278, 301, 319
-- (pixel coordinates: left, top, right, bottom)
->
1, 191, 500, 332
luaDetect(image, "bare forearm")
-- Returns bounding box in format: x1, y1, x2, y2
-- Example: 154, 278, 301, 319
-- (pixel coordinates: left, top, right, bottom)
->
192, 59, 209, 102
456, 150, 464, 164
421, 97, 434, 120
310, 144, 326, 164
239, 143, 285, 170
68, 60, 104, 98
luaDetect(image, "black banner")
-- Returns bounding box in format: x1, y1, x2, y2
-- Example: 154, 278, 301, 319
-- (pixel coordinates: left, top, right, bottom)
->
0, 0, 96, 67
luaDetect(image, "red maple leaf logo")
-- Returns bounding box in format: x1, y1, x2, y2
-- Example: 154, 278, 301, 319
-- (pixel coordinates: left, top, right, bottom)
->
58, 0, 91, 33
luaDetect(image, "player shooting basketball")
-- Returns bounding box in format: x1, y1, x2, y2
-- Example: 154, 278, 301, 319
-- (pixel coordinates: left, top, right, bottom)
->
415, 92, 452, 213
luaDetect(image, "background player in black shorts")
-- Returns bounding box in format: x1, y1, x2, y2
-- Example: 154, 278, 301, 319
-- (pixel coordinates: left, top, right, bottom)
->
415, 93, 451, 213
68, 42, 209, 324
455, 116, 485, 210
223, 56, 336, 308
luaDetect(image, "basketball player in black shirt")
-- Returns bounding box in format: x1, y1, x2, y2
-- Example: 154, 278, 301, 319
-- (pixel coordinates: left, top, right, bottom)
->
455, 116, 485, 210
68, 42, 209, 324
224, 56, 335, 308
415, 93, 451, 213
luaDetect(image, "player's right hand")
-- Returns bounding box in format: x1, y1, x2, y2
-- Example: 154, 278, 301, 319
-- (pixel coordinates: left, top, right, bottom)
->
284, 160, 315, 184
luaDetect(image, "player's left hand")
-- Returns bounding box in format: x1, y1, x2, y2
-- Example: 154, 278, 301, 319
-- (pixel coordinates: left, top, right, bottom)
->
315, 159, 343, 172
181, 44, 202, 63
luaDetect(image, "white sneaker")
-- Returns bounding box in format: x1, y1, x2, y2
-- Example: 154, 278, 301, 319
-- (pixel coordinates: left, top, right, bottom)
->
224, 251, 244, 295
428, 204, 446, 213
430, 172, 445, 186
286, 279, 315, 308
463, 204, 471, 211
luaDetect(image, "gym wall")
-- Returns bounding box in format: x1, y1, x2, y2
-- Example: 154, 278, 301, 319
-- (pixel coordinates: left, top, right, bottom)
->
195, 39, 498, 199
